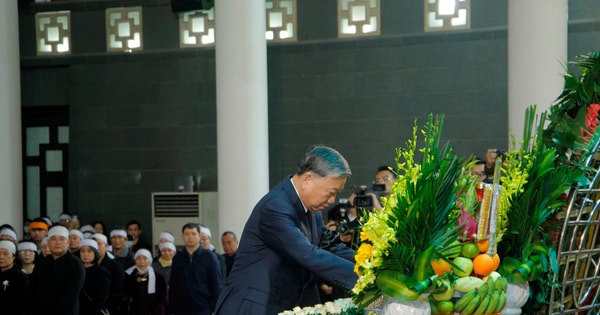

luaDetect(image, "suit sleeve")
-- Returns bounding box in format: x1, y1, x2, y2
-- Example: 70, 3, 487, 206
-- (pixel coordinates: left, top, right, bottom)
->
259, 199, 358, 290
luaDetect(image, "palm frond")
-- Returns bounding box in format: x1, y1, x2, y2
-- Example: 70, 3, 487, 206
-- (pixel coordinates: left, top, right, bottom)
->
544, 51, 600, 164
353, 114, 468, 306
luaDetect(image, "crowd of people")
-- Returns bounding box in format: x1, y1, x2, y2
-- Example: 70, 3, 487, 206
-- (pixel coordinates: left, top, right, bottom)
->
0, 146, 501, 315
0, 216, 239, 315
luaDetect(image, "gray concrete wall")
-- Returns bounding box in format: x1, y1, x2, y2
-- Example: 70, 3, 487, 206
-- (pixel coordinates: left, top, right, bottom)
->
17, 0, 600, 232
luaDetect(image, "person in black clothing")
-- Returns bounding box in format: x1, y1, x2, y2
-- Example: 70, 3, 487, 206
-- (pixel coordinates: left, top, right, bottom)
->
17, 240, 37, 278
199, 225, 226, 278
127, 220, 152, 253
125, 249, 168, 315
29, 225, 85, 315
0, 240, 29, 315
93, 220, 108, 237
169, 223, 224, 315
0, 227, 18, 244
94, 233, 126, 315
80, 238, 111, 315
110, 229, 135, 270
151, 241, 176, 287
220, 231, 238, 278
29, 218, 49, 253
68, 229, 83, 257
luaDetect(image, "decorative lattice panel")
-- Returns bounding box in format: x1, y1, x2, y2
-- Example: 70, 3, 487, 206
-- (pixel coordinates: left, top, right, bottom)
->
338, 0, 380, 38
266, 0, 297, 42
180, 9, 215, 48
35, 11, 71, 55
106, 6, 143, 52
424, 0, 470, 32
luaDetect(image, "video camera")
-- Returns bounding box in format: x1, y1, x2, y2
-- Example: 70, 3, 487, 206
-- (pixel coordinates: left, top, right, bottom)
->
319, 199, 361, 250
353, 184, 386, 209
495, 149, 506, 159
336, 199, 354, 235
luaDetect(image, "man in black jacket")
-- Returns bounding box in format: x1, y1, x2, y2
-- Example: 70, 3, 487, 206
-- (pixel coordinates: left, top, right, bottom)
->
169, 223, 224, 315
29, 225, 85, 315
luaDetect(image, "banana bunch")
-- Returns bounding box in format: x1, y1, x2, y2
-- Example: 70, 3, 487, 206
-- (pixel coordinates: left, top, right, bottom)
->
453, 276, 508, 315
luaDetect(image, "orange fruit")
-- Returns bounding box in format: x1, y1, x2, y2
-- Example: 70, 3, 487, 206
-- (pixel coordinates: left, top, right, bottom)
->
473, 254, 494, 276
491, 253, 501, 271
431, 258, 452, 276
476, 239, 489, 253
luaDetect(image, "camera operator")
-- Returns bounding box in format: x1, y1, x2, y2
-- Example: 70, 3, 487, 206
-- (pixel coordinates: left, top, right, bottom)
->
483, 149, 505, 184
317, 203, 356, 303
472, 157, 486, 183
320, 201, 360, 250
348, 165, 396, 211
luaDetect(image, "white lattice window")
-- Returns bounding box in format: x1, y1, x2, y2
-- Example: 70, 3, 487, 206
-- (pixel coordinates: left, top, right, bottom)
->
424, 0, 470, 32
106, 7, 143, 52
35, 11, 71, 56
266, 0, 297, 42
180, 9, 215, 47
338, 0, 380, 38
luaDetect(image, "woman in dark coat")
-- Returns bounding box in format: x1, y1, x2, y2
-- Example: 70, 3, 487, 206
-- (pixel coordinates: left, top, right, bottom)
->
125, 249, 168, 315
17, 240, 37, 280
151, 241, 176, 287
79, 238, 111, 315
0, 240, 28, 315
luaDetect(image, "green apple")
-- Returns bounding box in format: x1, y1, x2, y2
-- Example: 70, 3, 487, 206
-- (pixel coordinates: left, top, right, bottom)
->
453, 257, 474, 277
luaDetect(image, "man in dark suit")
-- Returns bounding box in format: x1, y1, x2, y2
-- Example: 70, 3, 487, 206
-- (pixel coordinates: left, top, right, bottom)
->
215, 145, 357, 315
29, 226, 85, 315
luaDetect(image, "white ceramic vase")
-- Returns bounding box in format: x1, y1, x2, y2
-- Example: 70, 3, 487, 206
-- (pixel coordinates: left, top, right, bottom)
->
502, 281, 530, 315
381, 295, 430, 315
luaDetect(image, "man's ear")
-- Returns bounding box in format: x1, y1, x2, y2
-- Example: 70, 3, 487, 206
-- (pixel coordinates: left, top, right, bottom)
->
300, 171, 314, 183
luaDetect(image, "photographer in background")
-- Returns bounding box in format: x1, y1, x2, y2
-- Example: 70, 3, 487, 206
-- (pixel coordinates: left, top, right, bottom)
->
348, 165, 396, 213
317, 204, 355, 303
472, 157, 486, 183
483, 149, 505, 184
320, 201, 358, 250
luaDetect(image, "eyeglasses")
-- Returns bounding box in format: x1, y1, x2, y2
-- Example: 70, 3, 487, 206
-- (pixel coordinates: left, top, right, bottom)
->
373, 176, 391, 184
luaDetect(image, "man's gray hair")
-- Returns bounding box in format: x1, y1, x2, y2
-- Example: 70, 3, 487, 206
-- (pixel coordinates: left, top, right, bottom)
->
296, 145, 352, 178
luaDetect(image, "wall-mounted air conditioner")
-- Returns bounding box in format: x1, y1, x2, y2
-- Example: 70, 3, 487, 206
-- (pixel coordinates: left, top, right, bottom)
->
151, 192, 218, 250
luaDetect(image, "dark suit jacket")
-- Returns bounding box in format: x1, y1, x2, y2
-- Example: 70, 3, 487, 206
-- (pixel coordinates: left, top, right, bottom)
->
29, 251, 85, 315
215, 177, 357, 315
169, 246, 224, 314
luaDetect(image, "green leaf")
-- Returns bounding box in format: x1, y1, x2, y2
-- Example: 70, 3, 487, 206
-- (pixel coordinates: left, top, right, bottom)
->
376, 270, 421, 301
413, 247, 434, 281
548, 247, 559, 274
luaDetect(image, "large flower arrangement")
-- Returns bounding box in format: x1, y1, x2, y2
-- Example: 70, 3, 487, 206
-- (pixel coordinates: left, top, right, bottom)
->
352, 114, 474, 308
497, 107, 582, 289
543, 51, 600, 170
278, 51, 600, 315
497, 51, 600, 313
